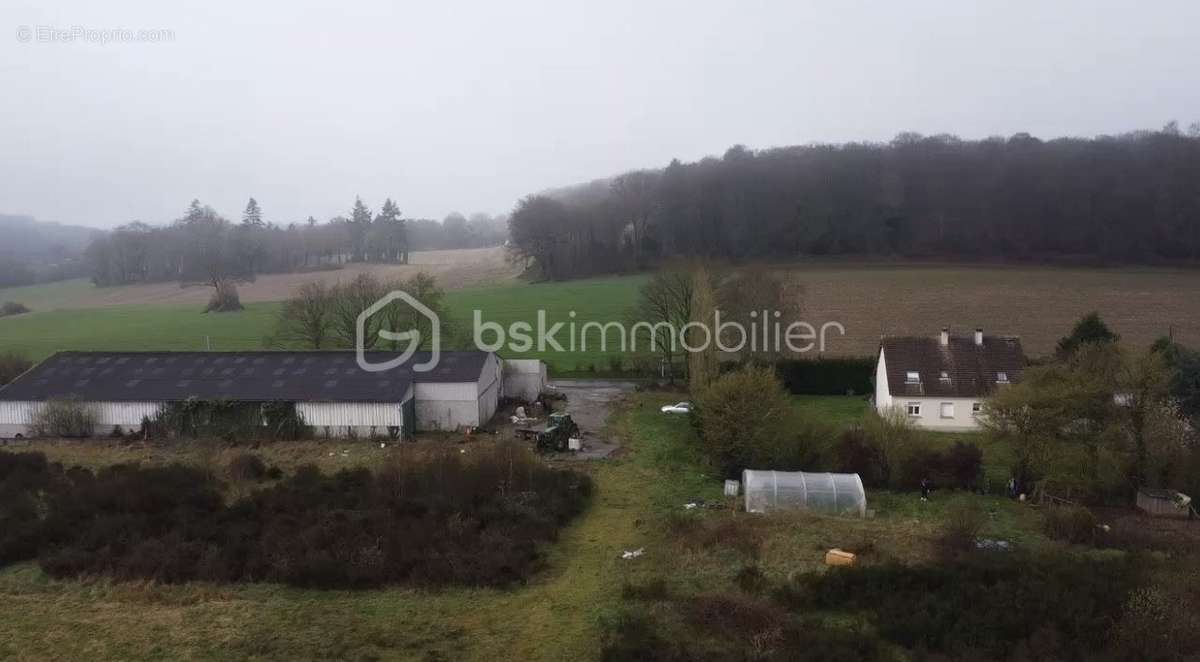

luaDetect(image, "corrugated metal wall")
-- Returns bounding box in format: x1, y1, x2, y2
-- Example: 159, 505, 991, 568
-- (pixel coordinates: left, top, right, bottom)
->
296, 402, 404, 427
0, 401, 161, 426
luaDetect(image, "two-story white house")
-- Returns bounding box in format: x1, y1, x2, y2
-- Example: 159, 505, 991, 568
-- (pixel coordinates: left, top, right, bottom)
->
874, 328, 1026, 431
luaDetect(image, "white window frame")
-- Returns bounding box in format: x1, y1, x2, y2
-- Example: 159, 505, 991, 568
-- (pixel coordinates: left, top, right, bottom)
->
997, 371, 1009, 384
939, 370, 951, 384
905, 371, 921, 384
906, 402, 922, 417
940, 402, 954, 419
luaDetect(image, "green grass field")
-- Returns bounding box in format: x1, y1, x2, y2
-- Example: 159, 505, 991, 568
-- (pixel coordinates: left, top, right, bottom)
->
0, 276, 647, 369
5, 262, 1200, 369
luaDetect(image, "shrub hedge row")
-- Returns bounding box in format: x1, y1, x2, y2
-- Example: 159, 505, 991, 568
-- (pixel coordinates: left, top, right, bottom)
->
774, 357, 874, 395
0, 444, 592, 588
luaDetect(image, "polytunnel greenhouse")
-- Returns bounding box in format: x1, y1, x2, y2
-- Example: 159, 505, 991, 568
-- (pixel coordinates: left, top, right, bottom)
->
742, 470, 866, 516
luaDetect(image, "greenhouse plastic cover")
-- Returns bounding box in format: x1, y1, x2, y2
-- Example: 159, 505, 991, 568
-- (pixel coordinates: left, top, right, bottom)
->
742, 470, 866, 516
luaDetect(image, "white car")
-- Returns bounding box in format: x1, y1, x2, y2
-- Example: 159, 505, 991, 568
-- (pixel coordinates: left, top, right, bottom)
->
660, 402, 692, 414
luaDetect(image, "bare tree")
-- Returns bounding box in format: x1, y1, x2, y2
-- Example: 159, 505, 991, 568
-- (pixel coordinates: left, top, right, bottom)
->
630, 265, 694, 383
270, 282, 334, 349
328, 273, 386, 348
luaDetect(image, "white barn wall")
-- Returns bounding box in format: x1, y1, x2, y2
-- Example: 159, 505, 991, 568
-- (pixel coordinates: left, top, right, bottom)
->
297, 402, 405, 437
0, 400, 162, 438
414, 382, 481, 431
502, 359, 546, 401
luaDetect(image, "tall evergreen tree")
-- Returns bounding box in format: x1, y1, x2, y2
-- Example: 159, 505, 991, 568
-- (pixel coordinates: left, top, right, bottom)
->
241, 197, 264, 227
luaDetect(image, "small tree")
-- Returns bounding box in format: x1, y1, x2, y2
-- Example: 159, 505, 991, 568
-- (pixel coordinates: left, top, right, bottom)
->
1056, 312, 1119, 359
630, 266, 693, 384
271, 281, 334, 349
687, 265, 719, 393
328, 273, 386, 348
693, 366, 794, 477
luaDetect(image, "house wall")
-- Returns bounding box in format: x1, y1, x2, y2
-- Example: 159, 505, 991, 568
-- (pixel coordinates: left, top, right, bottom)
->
892, 396, 983, 431
502, 359, 547, 401
874, 349, 892, 410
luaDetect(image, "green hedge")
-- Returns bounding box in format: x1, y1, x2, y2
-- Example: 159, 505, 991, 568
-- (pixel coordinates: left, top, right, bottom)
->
775, 357, 874, 395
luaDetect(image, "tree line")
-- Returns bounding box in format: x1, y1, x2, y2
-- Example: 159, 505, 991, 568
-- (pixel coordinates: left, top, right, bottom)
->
509, 124, 1200, 279
85, 198, 507, 289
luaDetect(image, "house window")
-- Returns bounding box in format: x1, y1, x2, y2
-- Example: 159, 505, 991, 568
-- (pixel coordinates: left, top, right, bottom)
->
940, 402, 954, 418
972, 402, 983, 415
906, 402, 921, 417
997, 371, 1009, 384
905, 371, 920, 384
939, 371, 951, 384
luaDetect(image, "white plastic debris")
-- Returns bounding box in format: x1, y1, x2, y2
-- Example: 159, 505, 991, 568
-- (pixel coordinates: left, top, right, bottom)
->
620, 548, 644, 559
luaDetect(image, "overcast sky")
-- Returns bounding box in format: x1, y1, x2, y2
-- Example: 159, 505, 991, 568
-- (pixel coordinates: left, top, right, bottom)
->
2, 1, 1199, 229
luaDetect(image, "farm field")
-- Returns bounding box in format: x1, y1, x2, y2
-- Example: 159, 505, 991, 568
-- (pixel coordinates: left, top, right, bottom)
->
0, 392, 1051, 661
2, 263, 1200, 366
0, 247, 520, 312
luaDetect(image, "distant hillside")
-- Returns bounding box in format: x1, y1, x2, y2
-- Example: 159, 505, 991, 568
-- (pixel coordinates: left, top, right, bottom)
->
0, 215, 100, 259
0, 215, 98, 287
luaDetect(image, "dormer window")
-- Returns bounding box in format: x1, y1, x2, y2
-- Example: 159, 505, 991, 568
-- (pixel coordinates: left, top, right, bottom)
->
905, 371, 920, 384
939, 371, 951, 383
997, 372, 1009, 384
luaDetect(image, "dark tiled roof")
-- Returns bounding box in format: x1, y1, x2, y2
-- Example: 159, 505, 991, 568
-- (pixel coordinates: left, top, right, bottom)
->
881, 334, 1026, 398
0, 351, 491, 403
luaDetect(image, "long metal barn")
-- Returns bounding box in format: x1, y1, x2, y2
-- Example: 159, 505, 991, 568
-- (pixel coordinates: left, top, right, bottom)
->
0, 350, 542, 439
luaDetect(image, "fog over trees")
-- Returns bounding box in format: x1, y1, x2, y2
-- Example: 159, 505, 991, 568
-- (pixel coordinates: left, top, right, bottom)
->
84, 199, 507, 288
509, 125, 1200, 280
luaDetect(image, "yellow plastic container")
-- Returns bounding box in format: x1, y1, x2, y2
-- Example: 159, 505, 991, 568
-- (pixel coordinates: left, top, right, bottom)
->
824, 549, 856, 567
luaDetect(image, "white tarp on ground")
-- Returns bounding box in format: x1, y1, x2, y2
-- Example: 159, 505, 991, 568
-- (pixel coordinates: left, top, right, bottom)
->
743, 470, 866, 517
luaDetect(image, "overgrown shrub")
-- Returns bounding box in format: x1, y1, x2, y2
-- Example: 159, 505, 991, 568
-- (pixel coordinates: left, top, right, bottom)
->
894, 440, 984, 491
693, 366, 810, 477
774, 357, 874, 395
149, 399, 306, 442
205, 281, 243, 312
1044, 504, 1097, 544
0, 351, 33, 386
0, 444, 591, 589
1111, 585, 1200, 660
31, 399, 98, 437
0, 301, 30, 317
227, 453, 267, 482
777, 553, 1140, 659
939, 500, 985, 553
832, 427, 887, 486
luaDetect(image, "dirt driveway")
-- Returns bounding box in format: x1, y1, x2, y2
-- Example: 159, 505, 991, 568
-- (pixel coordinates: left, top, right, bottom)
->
548, 379, 637, 459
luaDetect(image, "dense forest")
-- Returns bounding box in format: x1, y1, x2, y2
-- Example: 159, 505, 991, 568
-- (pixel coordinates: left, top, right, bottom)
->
508, 124, 1200, 279
84, 198, 506, 288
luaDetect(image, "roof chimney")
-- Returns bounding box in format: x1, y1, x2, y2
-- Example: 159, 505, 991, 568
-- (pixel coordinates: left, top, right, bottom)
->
975, 328, 983, 346
940, 327, 949, 346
